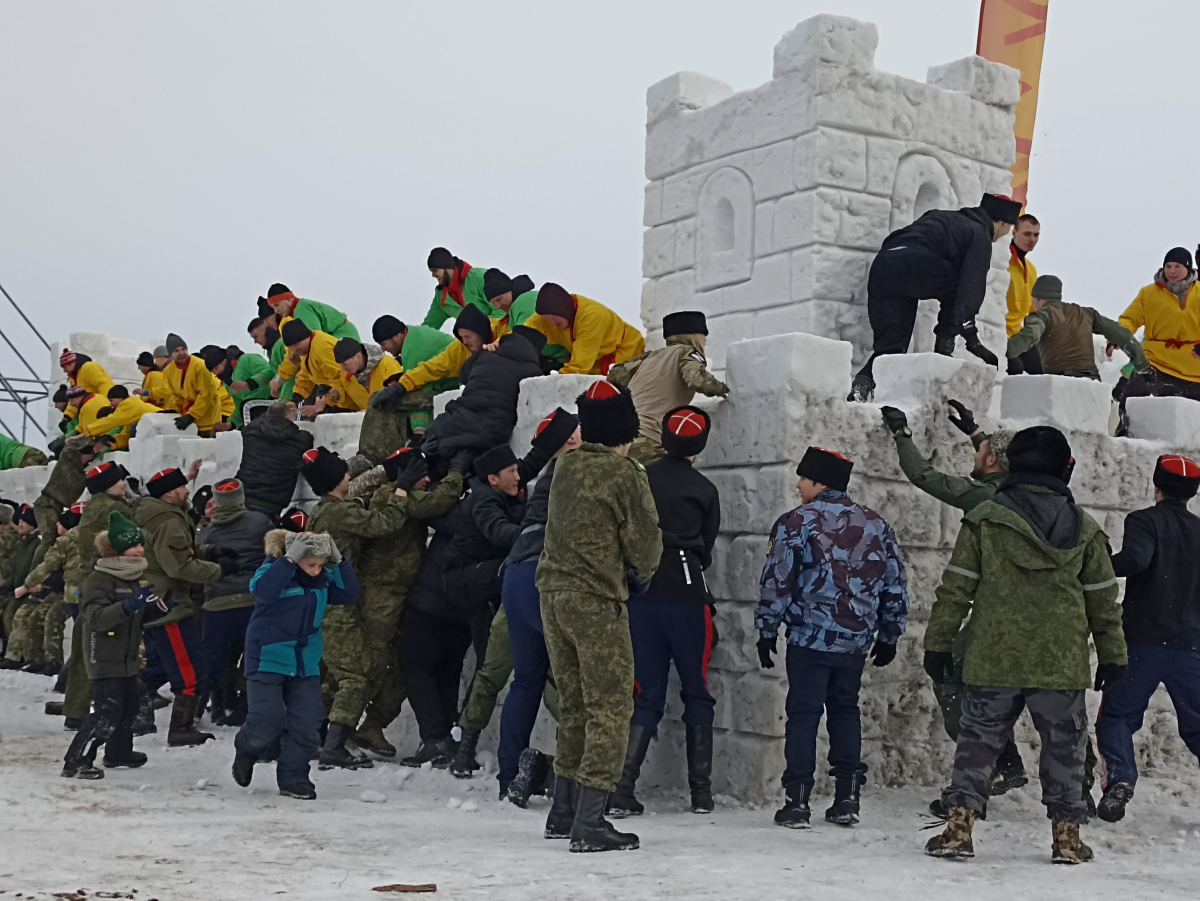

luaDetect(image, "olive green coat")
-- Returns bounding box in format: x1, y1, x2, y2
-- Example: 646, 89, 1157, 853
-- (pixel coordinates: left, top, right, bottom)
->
133, 496, 222, 628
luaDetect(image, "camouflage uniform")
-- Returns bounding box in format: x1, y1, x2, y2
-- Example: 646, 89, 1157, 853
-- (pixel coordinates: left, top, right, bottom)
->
2, 533, 41, 661
22, 527, 85, 664
32, 435, 93, 567
356, 389, 437, 465
536, 443, 662, 791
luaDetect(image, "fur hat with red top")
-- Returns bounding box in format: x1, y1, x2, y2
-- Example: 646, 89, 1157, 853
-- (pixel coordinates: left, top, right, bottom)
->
531, 407, 579, 455
300, 446, 348, 496
60, 501, 86, 530
18, 504, 38, 528
214, 478, 245, 510
280, 506, 309, 533
661, 405, 711, 459
796, 446, 853, 492
1154, 454, 1200, 500
576, 380, 639, 448
86, 461, 127, 494
147, 467, 188, 499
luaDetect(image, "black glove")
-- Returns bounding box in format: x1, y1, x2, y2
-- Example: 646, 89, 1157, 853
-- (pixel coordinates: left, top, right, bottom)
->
217, 555, 240, 578
870, 639, 897, 668
1094, 662, 1127, 693
174, 414, 195, 431
960, 325, 998, 368
880, 406, 910, 437
448, 448, 475, 475
1006, 356, 1025, 376
394, 454, 430, 493
210, 546, 238, 562
370, 383, 408, 411
946, 400, 978, 437
626, 569, 652, 597
757, 634, 777, 669
923, 650, 954, 683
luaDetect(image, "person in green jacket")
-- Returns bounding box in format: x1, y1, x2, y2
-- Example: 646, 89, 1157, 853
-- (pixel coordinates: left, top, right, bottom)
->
363, 315, 455, 457
266, 283, 360, 341
247, 308, 298, 404
423, 247, 504, 330
219, 345, 274, 426
0, 433, 48, 469
924, 426, 1126, 865
483, 270, 571, 369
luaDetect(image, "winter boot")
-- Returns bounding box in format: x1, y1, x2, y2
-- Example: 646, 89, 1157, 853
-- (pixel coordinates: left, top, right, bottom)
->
320, 722, 375, 770
132, 680, 158, 736
686, 724, 714, 814
545, 776, 578, 839
449, 728, 481, 777
825, 770, 864, 826
987, 741, 1028, 796
933, 332, 956, 356
53, 665, 68, 694
62, 732, 104, 780
232, 750, 256, 787
1051, 819, 1094, 864
1097, 780, 1135, 823
45, 700, 64, 716
103, 751, 147, 769
773, 785, 812, 829
569, 785, 639, 853
847, 372, 875, 403
354, 722, 397, 759
399, 737, 455, 768
607, 725, 651, 817
279, 781, 317, 800
151, 692, 171, 710
61, 762, 104, 780
63, 717, 83, 731
167, 694, 215, 747
925, 806, 976, 858
507, 748, 553, 809
0, 657, 25, 669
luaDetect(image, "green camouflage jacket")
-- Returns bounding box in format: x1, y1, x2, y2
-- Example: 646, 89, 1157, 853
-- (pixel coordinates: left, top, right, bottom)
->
133, 496, 222, 627
536, 443, 662, 600
24, 526, 87, 596
41, 435, 95, 508
355, 473, 464, 594
307, 487, 409, 580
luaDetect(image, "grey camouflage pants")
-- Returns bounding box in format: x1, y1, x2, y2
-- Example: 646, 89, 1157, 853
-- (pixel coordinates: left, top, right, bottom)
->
943, 685, 1089, 824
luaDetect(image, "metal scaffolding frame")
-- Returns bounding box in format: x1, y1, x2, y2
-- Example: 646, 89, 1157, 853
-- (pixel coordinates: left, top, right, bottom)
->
0, 280, 51, 444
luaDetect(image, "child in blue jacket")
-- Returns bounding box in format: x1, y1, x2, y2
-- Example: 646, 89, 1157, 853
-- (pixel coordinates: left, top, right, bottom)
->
232, 529, 360, 799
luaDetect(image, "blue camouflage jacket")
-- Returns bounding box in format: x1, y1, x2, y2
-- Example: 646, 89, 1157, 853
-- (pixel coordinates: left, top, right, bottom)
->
756, 489, 909, 654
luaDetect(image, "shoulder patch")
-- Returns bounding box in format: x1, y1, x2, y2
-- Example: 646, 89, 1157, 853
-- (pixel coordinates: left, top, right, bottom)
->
689, 351, 706, 364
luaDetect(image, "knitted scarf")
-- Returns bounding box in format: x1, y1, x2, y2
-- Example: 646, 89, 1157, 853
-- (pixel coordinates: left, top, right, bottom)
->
94, 556, 149, 580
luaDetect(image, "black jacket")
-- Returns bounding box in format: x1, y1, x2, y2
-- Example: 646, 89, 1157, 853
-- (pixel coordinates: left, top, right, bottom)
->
424, 331, 543, 456
1111, 499, 1200, 649
645, 455, 720, 603
507, 459, 557, 566
198, 509, 274, 609
879, 206, 995, 327
405, 503, 471, 624
236, 414, 315, 516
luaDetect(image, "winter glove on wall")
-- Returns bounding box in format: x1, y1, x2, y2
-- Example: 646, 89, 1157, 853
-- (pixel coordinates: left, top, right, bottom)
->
946, 400, 978, 436
960, 325, 998, 368
880, 407, 910, 437
174, 414, 195, 431
370, 383, 408, 411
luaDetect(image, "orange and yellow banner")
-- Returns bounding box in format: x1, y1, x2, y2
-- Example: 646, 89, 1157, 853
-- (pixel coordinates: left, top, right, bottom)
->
976, 0, 1049, 206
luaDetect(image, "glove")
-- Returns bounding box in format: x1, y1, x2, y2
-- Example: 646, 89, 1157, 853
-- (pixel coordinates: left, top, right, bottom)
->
395, 454, 429, 493
1006, 356, 1025, 376
960, 325, 998, 368
946, 400, 978, 437
626, 569, 652, 597
870, 639, 897, 668
120, 585, 157, 618
152, 591, 175, 614
285, 531, 338, 564
1094, 662, 1127, 693
923, 650, 954, 683
448, 448, 475, 476
217, 556, 240, 578
879, 406, 910, 437
174, 414, 195, 431
757, 634, 777, 669
370, 383, 408, 411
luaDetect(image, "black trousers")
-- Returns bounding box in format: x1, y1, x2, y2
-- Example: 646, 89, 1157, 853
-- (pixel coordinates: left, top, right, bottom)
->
64, 676, 140, 767
1122, 366, 1200, 402
782, 646, 867, 797
399, 607, 473, 741
859, 247, 961, 382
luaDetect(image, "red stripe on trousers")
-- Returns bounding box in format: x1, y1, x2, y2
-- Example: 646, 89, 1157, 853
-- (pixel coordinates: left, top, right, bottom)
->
165, 622, 199, 697
702, 606, 714, 691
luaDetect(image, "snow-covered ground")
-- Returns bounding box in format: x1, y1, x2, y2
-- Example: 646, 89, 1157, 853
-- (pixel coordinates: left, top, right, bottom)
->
1, 670, 1197, 901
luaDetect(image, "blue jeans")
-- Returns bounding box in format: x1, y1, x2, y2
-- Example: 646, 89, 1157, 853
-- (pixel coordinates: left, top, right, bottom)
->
628, 598, 715, 732
235, 673, 323, 788
1096, 641, 1200, 785
782, 645, 866, 797
497, 561, 549, 789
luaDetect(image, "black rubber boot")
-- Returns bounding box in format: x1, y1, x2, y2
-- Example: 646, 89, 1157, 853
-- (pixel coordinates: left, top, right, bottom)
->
103, 751, 147, 769
545, 776, 577, 839
167, 694, 215, 747
399, 737, 455, 768
1097, 780, 1135, 823
607, 725, 651, 817
774, 784, 812, 829
320, 722, 375, 770
825, 770, 864, 826
63, 729, 104, 780
279, 781, 317, 800
686, 724, 714, 813
847, 372, 875, 403
232, 750, 256, 787
570, 785, 640, 852
506, 748, 552, 809
450, 728, 481, 778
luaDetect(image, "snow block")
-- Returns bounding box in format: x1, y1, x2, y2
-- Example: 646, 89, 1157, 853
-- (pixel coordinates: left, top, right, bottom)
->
872, 353, 995, 416
133, 412, 196, 440
925, 55, 1021, 109
772, 14, 878, 78
1126, 396, 1200, 447
726, 332, 852, 401
1000, 375, 1113, 436
646, 71, 734, 126
509, 375, 600, 454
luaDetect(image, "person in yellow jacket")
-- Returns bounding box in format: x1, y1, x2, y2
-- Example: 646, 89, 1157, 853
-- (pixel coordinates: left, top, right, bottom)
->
64, 386, 113, 438
280, 320, 345, 419
85, 385, 169, 449
1004, 215, 1041, 375
522, 283, 644, 375
59, 349, 116, 424
1115, 247, 1200, 403
133, 351, 168, 406
330, 338, 402, 411
392, 313, 513, 394
162, 333, 233, 435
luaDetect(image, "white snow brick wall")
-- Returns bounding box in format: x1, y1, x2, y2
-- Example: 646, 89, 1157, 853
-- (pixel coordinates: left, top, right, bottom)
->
640, 13, 1019, 376
48, 332, 148, 434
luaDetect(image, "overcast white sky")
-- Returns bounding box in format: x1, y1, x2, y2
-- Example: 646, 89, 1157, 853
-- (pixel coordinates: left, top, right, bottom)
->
0, 1, 1195, 374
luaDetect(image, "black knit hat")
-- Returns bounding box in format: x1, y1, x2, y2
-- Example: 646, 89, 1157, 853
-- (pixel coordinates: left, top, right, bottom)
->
1007, 426, 1073, 478
1164, 247, 1194, 272
257, 296, 273, 319
662, 406, 711, 458
483, 268, 514, 301
107, 385, 129, 400
454, 305, 492, 344
268, 283, 292, 300
86, 461, 126, 494
301, 446, 348, 496
576, 380, 640, 447
334, 337, 365, 365
281, 319, 312, 347
511, 325, 547, 355
198, 344, 226, 371
52, 384, 68, 404
137, 351, 155, 368
531, 407, 579, 455
475, 445, 519, 480
1154, 454, 1200, 500
427, 247, 456, 269
372, 315, 405, 344
663, 311, 708, 338
18, 504, 38, 528
148, 467, 189, 499
536, 283, 576, 322
225, 344, 244, 362
797, 446, 853, 492
981, 193, 1022, 225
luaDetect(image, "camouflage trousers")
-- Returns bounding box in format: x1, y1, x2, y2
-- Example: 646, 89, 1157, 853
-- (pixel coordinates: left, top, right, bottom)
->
627, 437, 666, 469
64, 615, 91, 719
359, 586, 409, 731
1, 595, 19, 645
459, 605, 560, 732
541, 591, 634, 792
32, 497, 62, 568
43, 595, 70, 663
19, 448, 49, 467
5, 598, 47, 663
323, 586, 408, 729
942, 685, 1089, 824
